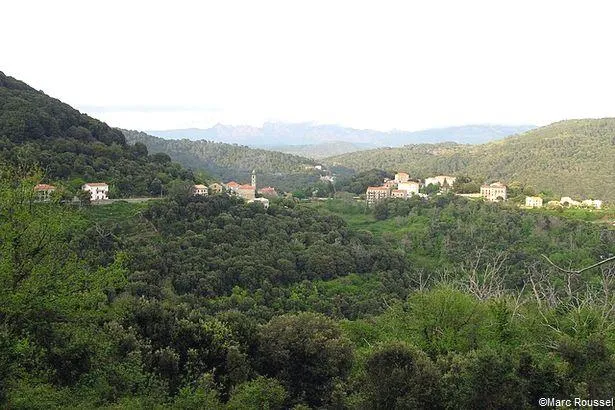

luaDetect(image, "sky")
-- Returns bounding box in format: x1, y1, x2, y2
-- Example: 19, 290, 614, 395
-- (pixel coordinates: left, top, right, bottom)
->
2, 0, 615, 132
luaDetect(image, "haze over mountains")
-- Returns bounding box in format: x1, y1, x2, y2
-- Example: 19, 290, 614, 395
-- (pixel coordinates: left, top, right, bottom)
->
147, 123, 537, 157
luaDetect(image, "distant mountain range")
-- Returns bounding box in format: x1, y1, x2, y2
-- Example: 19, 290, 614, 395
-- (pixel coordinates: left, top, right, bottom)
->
147, 123, 537, 157
326, 118, 615, 202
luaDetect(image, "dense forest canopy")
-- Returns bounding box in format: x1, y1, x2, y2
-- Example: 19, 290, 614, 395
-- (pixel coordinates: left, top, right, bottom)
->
327, 119, 615, 202
122, 129, 321, 192
0, 71, 196, 197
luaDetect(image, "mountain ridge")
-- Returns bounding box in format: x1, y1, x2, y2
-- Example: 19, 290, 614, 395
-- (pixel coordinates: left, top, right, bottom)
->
326, 118, 615, 201
147, 122, 537, 148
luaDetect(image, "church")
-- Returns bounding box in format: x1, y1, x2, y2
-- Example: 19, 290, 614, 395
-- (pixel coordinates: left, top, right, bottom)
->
225, 170, 256, 200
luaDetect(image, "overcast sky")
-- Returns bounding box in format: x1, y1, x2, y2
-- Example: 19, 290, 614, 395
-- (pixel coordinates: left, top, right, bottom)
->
2, 0, 615, 132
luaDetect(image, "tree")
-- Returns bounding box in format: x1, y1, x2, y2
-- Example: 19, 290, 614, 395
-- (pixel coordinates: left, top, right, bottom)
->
257, 313, 353, 407
364, 342, 441, 409
227, 377, 287, 410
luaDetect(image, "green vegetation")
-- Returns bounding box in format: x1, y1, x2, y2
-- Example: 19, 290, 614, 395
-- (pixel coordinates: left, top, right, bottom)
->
3, 71, 615, 408
122, 129, 322, 192
327, 119, 615, 202
0, 71, 197, 197
3, 173, 615, 407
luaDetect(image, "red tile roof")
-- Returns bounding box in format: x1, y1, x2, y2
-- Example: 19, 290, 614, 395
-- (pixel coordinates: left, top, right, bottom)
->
34, 184, 56, 191
84, 182, 108, 187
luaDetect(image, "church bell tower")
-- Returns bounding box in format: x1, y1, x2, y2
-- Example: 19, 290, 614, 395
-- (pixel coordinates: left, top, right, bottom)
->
251, 169, 256, 188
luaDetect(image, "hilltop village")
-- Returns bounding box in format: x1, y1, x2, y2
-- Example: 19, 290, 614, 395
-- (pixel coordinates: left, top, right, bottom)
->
33, 169, 279, 208
365, 171, 603, 209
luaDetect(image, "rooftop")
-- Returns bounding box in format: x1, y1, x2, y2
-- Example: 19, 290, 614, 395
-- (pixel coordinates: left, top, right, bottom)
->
34, 184, 56, 191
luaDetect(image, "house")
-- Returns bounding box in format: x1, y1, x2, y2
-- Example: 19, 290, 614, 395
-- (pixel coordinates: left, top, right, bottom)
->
193, 184, 208, 196
228, 170, 257, 201
525, 196, 543, 208
581, 199, 602, 209
480, 182, 507, 202
34, 184, 56, 201
366, 186, 390, 205
258, 186, 278, 197
209, 183, 224, 194
82, 182, 109, 201
248, 197, 270, 209
391, 189, 408, 199
225, 181, 240, 193
397, 181, 420, 195
236, 184, 256, 200
560, 197, 581, 207
394, 172, 410, 183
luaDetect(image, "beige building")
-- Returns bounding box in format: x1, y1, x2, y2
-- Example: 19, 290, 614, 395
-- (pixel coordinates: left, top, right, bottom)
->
391, 189, 408, 199
366, 186, 390, 205
397, 181, 420, 195
525, 196, 543, 208
394, 172, 410, 183
236, 184, 256, 200
82, 182, 109, 201
480, 182, 507, 202
209, 183, 224, 194
34, 184, 56, 201
193, 184, 208, 196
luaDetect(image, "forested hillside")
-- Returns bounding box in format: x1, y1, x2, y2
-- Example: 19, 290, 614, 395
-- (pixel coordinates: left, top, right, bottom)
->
327, 119, 615, 201
122, 129, 321, 191
0, 72, 195, 197
3, 173, 615, 407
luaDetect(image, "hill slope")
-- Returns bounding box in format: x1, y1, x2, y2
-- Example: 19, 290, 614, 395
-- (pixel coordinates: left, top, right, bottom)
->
263, 141, 379, 159
0, 71, 195, 196
147, 122, 536, 147
326, 119, 615, 201
122, 129, 321, 191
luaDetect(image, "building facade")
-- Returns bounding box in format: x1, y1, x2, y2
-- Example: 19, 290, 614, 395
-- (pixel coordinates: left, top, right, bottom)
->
480, 182, 507, 201
366, 186, 390, 205
394, 172, 410, 183
34, 184, 56, 201
391, 189, 408, 199
397, 181, 420, 195
82, 183, 109, 201
193, 184, 208, 196
525, 196, 543, 208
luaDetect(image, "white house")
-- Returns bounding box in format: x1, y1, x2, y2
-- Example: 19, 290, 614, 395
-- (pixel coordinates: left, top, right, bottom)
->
248, 197, 270, 209
480, 182, 507, 201
82, 183, 109, 201
525, 196, 543, 208
193, 184, 208, 196
560, 197, 581, 207
581, 199, 602, 209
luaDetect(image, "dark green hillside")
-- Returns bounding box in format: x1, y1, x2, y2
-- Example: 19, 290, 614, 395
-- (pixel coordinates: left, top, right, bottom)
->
0, 71, 195, 196
328, 119, 615, 201
122, 129, 321, 191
